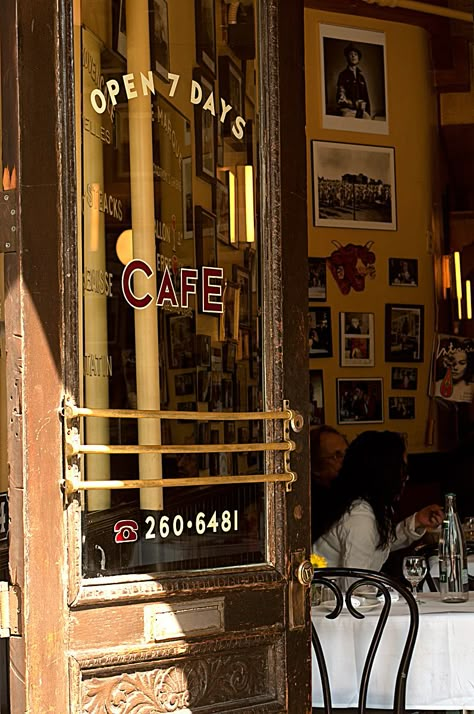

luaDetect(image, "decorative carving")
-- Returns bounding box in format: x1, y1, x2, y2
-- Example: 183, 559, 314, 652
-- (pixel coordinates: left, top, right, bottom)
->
74, 568, 281, 607
82, 650, 271, 712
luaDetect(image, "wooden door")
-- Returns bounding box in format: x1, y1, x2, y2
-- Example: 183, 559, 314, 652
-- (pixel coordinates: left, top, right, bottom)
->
4, 0, 311, 711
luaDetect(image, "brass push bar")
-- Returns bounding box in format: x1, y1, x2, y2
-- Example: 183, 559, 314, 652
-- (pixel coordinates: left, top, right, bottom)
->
62, 397, 303, 495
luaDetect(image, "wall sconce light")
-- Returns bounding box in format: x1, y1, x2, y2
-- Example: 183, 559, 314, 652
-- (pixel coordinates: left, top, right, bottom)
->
454, 250, 463, 319
441, 254, 451, 300
466, 280, 472, 320
116, 229, 134, 265
237, 164, 255, 243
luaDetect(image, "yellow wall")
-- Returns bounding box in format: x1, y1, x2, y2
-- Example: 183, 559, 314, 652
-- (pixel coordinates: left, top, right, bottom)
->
305, 9, 438, 452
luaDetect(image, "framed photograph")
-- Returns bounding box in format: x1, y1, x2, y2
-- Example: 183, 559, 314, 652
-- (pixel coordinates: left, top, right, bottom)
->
220, 281, 240, 341
388, 258, 418, 287
168, 314, 195, 369
309, 257, 327, 301
150, 0, 170, 82
309, 369, 325, 426
218, 55, 243, 136
309, 307, 332, 358
336, 378, 384, 425
339, 312, 375, 367
385, 304, 424, 363
195, 0, 216, 76
431, 334, 474, 404
182, 154, 193, 240
210, 343, 223, 371
174, 372, 195, 397
195, 206, 217, 268
319, 24, 388, 135
388, 396, 415, 420
197, 369, 211, 402
215, 177, 230, 244
232, 264, 251, 327
193, 69, 217, 182
195, 333, 211, 367
113, 0, 127, 57
391, 367, 418, 391
223, 340, 237, 372
311, 140, 396, 231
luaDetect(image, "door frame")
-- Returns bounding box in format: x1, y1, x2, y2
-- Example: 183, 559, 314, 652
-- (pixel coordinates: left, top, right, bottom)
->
3, 0, 311, 711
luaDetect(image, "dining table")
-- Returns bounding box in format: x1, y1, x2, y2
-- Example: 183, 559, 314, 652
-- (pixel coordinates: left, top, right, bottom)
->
311, 592, 474, 710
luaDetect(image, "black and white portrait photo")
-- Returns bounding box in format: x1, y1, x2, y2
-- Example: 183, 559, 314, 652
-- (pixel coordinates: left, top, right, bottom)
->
385, 304, 424, 363
312, 140, 396, 230
336, 378, 383, 425
151, 0, 170, 82
319, 24, 388, 135
388, 258, 418, 287
309, 307, 332, 358
388, 396, 415, 420
308, 257, 327, 301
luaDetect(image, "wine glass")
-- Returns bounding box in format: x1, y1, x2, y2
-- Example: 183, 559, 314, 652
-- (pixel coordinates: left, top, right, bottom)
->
402, 555, 427, 604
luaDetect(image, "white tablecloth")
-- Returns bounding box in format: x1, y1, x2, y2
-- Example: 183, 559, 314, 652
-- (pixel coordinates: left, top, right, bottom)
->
312, 593, 474, 710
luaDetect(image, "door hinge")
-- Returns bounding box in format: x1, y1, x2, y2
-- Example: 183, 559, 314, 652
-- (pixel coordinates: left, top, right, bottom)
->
0, 190, 18, 253
0, 582, 20, 637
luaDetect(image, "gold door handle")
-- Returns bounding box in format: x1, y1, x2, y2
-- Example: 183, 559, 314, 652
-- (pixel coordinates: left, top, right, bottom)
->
295, 560, 314, 587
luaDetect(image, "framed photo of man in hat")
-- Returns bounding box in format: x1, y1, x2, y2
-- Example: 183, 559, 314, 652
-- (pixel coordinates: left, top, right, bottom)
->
319, 24, 388, 135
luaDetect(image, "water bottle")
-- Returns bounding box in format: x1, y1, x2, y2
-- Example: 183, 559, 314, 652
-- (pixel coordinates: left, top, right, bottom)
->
438, 493, 469, 602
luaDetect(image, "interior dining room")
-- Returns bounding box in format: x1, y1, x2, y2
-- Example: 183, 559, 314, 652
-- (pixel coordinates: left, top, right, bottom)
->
0, 0, 473, 712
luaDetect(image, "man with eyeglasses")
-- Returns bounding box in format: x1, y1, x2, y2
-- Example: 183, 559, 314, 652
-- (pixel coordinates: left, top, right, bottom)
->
310, 425, 348, 541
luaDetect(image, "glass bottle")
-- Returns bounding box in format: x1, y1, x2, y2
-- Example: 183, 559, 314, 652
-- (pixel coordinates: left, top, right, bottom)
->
438, 493, 469, 602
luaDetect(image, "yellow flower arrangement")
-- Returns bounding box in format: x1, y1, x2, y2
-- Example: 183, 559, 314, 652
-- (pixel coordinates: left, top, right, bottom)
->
310, 552, 327, 568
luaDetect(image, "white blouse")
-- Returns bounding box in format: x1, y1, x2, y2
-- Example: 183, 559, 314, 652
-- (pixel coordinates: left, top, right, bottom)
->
313, 499, 424, 571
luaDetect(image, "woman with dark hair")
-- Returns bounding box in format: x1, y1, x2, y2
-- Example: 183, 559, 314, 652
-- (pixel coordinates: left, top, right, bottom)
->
312, 431, 443, 570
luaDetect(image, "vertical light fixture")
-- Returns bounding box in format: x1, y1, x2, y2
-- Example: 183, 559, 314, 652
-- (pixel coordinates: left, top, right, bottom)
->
228, 170, 236, 245
441, 254, 451, 300
454, 250, 463, 319
237, 164, 255, 243
466, 280, 472, 320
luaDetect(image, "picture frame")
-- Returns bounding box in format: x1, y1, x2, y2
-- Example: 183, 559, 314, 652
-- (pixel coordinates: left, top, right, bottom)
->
150, 0, 170, 83
182, 154, 193, 240
388, 258, 418, 287
319, 24, 388, 135
193, 68, 217, 183
218, 55, 243, 136
220, 281, 240, 342
215, 177, 230, 244
232, 264, 251, 327
309, 369, 325, 426
309, 307, 332, 358
195, 0, 216, 76
311, 140, 396, 231
113, 0, 127, 58
197, 368, 211, 402
385, 304, 424, 363
223, 340, 237, 372
167, 314, 195, 369
309, 257, 327, 301
195, 333, 211, 367
336, 378, 384, 425
195, 206, 217, 269
388, 396, 415, 420
174, 371, 196, 397
391, 367, 418, 391
339, 312, 375, 367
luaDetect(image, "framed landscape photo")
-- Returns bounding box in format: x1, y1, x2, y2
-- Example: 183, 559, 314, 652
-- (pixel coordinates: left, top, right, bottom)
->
388, 396, 415, 420
391, 367, 417, 390
388, 258, 418, 287
319, 24, 388, 135
309, 307, 332, 358
336, 378, 384, 425
150, 0, 170, 82
311, 140, 396, 231
339, 311, 374, 367
195, 0, 216, 76
385, 304, 424, 363
309, 369, 325, 426
308, 257, 327, 301
193, 69, 217, 182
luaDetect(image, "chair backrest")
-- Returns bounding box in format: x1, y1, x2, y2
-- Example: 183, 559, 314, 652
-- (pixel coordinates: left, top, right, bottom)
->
311, 566, 419, 714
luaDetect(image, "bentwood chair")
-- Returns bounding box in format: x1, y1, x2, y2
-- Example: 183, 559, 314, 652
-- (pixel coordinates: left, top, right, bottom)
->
311, 567, 419, 714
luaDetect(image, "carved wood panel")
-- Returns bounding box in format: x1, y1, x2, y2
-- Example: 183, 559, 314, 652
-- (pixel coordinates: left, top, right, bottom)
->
81, 648, 276, 713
